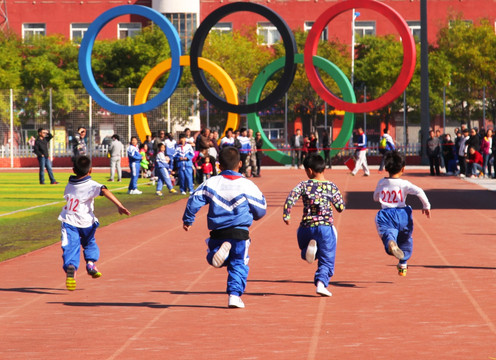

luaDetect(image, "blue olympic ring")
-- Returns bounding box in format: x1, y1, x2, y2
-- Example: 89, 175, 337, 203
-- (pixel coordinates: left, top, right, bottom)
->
78, 5, 182, 115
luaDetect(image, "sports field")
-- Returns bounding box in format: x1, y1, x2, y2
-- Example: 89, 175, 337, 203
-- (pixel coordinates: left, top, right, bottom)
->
0, 167, 495, 359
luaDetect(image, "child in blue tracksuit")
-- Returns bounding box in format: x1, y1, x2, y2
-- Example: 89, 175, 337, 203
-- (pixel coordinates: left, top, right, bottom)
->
283, 154, 345, 297
127, 136, 142, 195
373, 151, 431, 276
173, 133, 195, 195
182, 146, 267, 309
155, 143, 176, 196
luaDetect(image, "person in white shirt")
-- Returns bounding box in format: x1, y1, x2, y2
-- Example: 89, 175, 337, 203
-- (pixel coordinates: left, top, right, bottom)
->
108, 134, 123, 182
58, 155, 130, 291
373, 151, 431, 277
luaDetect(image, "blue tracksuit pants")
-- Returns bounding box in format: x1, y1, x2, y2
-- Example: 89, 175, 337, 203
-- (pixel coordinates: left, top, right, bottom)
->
156, 167, 173, 192
128, 161, 140, 190
375, 206, 413, 265
206, 238, 250, 297
177, 162, 194, 193
297, 225, 337, 287
61, 221, 100, 272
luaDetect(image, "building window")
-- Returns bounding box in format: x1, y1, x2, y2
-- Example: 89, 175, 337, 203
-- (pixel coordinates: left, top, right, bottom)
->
118, 23, 142, 39
257, 22, 281, 45
22, 23, 46, 40
165, 13, 197, 54
71, 23, 90, 42
355, 21, 376, 38
212, 22, 232, 34
407, 21, 421, 39
304, 21, 328, 41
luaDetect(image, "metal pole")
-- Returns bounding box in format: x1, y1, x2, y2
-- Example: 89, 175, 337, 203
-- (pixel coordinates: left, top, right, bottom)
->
284, 92, 288, 150
167, 98, 171, 133
206, 100, 210, 129
324, 102, 328, 132
9, 89, 13, 168
128, 87, 132, 142
420, 0, 430, 163
351, 9, 356, 88
403, 89, 407, 146
443, 86, 446, 132
89, 95, 92, 160
483, 86, 486, 131
49, 88, 53, 161
363, 86, 367, 133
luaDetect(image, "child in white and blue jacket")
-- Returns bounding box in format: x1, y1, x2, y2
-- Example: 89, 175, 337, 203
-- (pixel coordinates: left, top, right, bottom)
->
127, 136, 142, 195
173, 133, 195, 195
155, 143, 176, 196
182, 146, 267, 309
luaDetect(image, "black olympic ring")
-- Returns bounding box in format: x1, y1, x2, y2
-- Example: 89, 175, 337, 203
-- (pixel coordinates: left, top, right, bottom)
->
189, 2, 297, 114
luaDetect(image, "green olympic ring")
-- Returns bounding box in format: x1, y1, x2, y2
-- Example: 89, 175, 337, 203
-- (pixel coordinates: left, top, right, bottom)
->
247, 53, 355, 165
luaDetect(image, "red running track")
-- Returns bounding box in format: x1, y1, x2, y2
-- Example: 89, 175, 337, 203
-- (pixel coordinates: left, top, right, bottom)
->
1, 168, 496, 359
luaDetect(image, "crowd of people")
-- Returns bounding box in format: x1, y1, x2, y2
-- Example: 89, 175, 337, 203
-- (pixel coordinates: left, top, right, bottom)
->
427, 124, 495, 178
119, 127, 264, 196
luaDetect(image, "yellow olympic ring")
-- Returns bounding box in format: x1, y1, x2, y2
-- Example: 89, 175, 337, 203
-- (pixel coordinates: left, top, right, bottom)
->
133, 55, 240, 142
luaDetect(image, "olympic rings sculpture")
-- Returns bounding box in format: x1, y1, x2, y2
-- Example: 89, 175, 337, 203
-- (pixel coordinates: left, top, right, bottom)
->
247, 54, 355, 165
78, 0, 416, 157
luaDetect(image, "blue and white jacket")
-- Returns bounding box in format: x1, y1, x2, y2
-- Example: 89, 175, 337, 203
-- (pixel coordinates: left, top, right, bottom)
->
356, 133, 367, 151
183, 170, 267, 231
173, 143, 194, 168
238, 136, 251, 154
127, 144, 141, 163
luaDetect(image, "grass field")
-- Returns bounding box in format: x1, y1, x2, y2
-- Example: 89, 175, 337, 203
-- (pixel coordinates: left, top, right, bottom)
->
0, 170, 187, 262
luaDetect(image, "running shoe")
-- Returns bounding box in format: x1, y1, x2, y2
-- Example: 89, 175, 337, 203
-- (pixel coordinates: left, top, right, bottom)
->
305, 240, 317, 264
316, 281, 332, 297
156, 191, 163, 196
228, 294, 245, 308
387, 240, 405, 260
86, 262, 102, 278
66, 265, 76, 291
397, 264, 408, 277
212, 242, 231, 268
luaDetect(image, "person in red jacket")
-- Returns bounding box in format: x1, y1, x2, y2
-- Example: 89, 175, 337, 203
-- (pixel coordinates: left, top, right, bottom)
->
466, 146, 483, 178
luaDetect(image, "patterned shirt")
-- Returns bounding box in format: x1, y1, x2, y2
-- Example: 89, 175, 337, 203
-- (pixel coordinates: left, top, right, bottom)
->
283, 179, 345, 227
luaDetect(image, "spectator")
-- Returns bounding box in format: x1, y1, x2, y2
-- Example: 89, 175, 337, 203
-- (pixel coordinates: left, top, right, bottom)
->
184, 127, 195, 149
466, 128, 480, 152
139, 143, 151, 178
458, 129, 470, 177
238, 128, 251, 176
108, 134, 123, 182
466, 146, 483, 178
72, 126, 87, 160
164, 132, 176, 169
442, 134, 456, 175
308, 132, 318, 154
255, 131, 263, 177
201, 155, 214, 181
321, 131, 331, 168
247, 129, 258, 177
379, 128, 395, 172
33, 127, 58, 185
490, 129, 496, 179
436, 129, 445, 169
127, 136, 142, 195
154, 143, 176, 196
481, 129, 492, 178
174, 133, 195, 194
426, 130, 441, 176
290, 128, 304, 169
220, 128, 235, 148
351, 127, 370, 176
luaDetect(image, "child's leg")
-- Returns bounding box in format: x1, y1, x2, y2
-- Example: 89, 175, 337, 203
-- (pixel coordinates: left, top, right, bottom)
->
156, 168, 165, 192
226, 239, 250, 296
61, 222, 82, 271
297, 227, 312, 261
314, 226, 337, 287
375, 209, 401, 255
163, 170, 173, 190
186, 166, 194, 192
178, 167, 186, 193
397, 207, 414, 264
80, 222, 100, 264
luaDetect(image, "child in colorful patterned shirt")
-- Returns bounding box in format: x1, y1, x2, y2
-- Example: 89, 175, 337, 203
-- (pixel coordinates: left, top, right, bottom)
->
283, 154, 345, 297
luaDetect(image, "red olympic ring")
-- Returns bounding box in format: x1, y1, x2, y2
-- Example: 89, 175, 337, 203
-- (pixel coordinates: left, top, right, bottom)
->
304, 0, 416, 113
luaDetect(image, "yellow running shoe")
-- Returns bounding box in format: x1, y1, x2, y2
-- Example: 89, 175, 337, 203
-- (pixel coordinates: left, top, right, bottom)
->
66, 265, 76, 291
86, 262, 102, 278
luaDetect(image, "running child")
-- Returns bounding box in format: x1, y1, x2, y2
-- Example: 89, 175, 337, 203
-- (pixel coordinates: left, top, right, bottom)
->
58, 155, 130, 291
182, 146, 267, 309
155, 143, 177, 196
373, 151, 431, 276
283, 154, 345, 297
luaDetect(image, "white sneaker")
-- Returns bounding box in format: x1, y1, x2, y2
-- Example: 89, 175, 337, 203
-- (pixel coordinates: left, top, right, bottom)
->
212, 242, 231, 268
135, 189, 142, 194
305, 240, 317, 264
316, 281, 332, 297
181, 191, 187, 195
228, 294, 245, 308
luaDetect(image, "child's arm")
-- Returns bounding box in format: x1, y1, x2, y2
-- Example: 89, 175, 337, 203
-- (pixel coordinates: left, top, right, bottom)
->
182, 184, 208, 230
246, 183, 267, 221
330, 183, 345, 213
405, 181, 431, 219
283, 182, 304, 225
101, 188, 131, 216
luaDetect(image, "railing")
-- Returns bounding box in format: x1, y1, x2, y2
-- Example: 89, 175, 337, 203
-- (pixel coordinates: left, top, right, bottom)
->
0, 144, 125, 158
274, 142, 421, 157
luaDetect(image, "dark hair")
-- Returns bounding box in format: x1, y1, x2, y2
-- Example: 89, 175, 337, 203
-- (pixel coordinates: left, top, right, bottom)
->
112, 134, 120, 141
384, 150, 406, 175
178, 133, 186, 140
37, 127, 44, 133
130, 136, 138, 144
73, 155, 91, 177
240, 128, 247, 133
303, 154, 325, 173
219, 146, 240, 170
